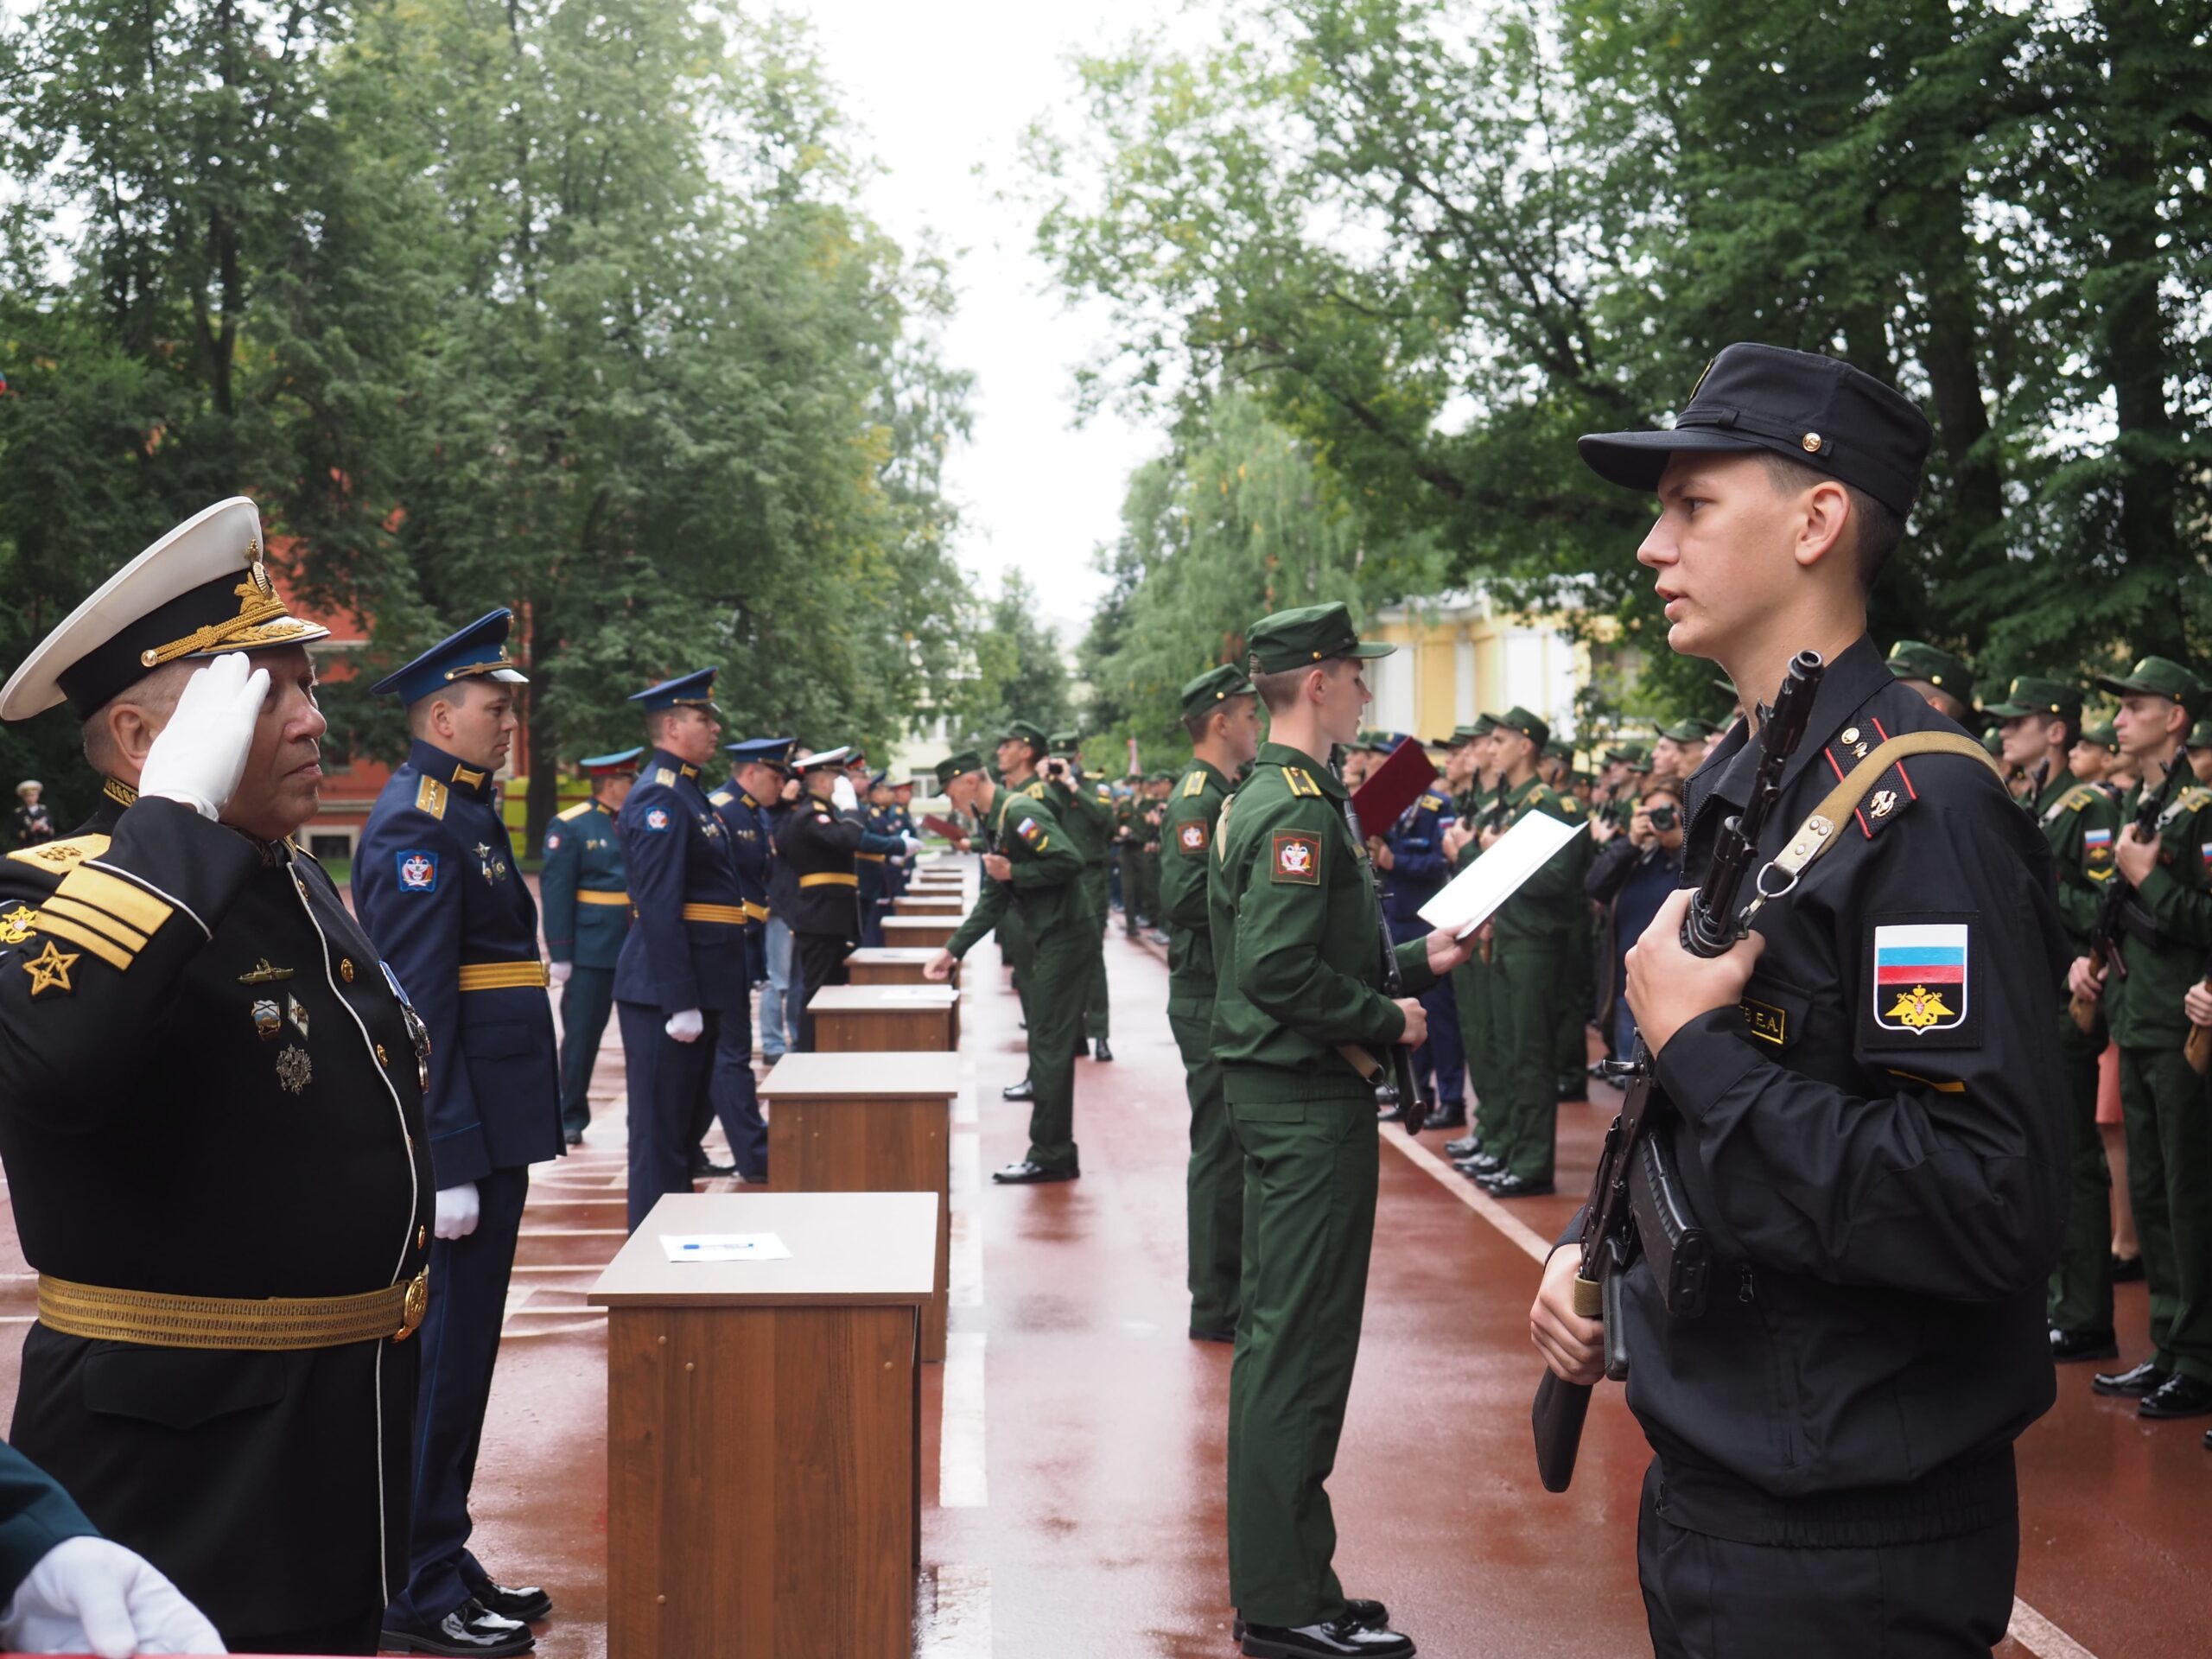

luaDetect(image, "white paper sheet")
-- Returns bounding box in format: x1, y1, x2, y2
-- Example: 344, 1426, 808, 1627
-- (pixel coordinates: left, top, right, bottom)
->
658, 1232, 793, 1263
1416, 813, 1589, 939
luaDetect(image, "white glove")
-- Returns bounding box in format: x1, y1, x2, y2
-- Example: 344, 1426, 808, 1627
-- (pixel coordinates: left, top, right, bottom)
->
549, 961, 573, 988
830, 775, 859, 812
903, 834, 924, 855
434, 1181, 480, 1241
0, 1535, 226, 1656
665, 1008, 704, 1043
138, 652, 270, 821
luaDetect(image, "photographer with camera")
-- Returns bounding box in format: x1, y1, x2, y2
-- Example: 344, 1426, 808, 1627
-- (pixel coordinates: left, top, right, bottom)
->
1586, 779, 1687, 1063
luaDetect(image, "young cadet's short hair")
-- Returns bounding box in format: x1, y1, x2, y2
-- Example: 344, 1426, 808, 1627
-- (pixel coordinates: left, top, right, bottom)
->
1251, 657, 1353, 714
1763, 452, 1904, 593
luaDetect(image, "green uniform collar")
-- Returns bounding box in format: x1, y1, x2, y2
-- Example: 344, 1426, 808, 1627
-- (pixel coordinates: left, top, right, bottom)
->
1257, 741, 1345, 799
2032, 766, 2077, 817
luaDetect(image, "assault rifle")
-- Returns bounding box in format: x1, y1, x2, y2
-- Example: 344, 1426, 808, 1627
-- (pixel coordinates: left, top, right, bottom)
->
2072, 755, 2185, 1036
1531, 650, 1824, 1494
1334, 758, 1428, 1135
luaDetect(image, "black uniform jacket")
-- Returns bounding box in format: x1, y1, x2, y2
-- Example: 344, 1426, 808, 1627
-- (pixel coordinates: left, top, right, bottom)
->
354, 741, 563, 1188
774, 792, 868, 935
0, 789, 431, 1636
1629, 637, 2068, 1537
613, 749, 747, 1016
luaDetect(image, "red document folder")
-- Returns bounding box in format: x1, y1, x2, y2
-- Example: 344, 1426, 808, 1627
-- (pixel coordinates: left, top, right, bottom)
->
1348, 739, 1440, 835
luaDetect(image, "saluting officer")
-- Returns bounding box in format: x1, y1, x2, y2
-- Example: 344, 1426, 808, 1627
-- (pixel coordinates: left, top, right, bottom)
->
1160, 665, 1260, 1342
926, 748, 1090, 1181
1536, 342, 2070, 1653
541, 747, 641, 1147
702, 735, 792, 1184
1370, 733, 1468, 1130
0, 498, 431, 1656
1210, 604, 1471, 1659
612, 671, 747, 1233
356, 607, 563, 1657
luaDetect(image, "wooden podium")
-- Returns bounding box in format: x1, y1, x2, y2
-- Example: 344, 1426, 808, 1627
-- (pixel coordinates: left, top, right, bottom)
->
892, 892, 963, 914
847, 945, 950, 987
882, 913, 960, 950
808, 983, 959, 1052
589, 1192, 938, 1659
758, 1052, 962, 1360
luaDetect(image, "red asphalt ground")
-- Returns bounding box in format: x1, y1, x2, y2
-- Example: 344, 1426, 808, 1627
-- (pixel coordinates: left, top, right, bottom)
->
0, 867, 2204, 1656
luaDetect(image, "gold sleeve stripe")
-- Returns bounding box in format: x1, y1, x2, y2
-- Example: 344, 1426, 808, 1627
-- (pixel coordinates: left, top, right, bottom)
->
38, 894, 149, 953
32, 914, 131, 970
55, 865, 173, 936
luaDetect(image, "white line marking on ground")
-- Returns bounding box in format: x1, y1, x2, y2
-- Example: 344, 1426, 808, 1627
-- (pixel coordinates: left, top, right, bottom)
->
939, 1332, 988, 1509
916, 1563, 992, 1657
950, 1132, 983, 1307
954, 1084, 978, 1127
1380, 1125, 2103, 1659
504, 1286, 536, 1317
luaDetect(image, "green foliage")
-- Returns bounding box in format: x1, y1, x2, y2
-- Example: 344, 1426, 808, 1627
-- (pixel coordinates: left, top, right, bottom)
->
940, 571, 1074, 753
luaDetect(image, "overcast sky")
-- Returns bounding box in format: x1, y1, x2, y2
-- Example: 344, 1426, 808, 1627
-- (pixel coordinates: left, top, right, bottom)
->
796, 0, 1192, 645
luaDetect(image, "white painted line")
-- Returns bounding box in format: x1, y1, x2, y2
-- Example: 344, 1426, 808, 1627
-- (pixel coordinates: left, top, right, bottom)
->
950, 1132, 983, 1307
1381, 1130, 2103, 1659
953, 1084, 978, 1127
503, 1286, 537, 1317
938, 1332, 988, 1509
917, 1563, 992, 1657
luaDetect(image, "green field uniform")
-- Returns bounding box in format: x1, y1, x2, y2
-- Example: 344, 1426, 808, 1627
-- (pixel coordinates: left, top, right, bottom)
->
1449, 784, 1506, 1146
2104, 772, 2212, 1385
1211, 741, 1438, 1629
1046, 771, 1116, 1040
945, 785, 1088, 1171
1469, 774, 1586, 1183
1116, 793, 1143, 935
1544, 788, 1597, 1092
1163, 758, 1240, 1334
2031, 767, 2121, 1336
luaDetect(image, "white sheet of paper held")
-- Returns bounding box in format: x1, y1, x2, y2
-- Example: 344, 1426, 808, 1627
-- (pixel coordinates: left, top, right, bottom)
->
659, 1232, 793, 1264
1416, 813, 1588, 939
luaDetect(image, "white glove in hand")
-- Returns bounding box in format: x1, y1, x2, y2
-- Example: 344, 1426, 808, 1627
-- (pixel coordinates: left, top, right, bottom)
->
549, 961, 573, 988
138, 652, 270, 821
0, 1535, 227, 1657
903, 834, 924, 855
665, 1008, 704, 1043
433, 1182, 480, 1242
830, 775, 859, 812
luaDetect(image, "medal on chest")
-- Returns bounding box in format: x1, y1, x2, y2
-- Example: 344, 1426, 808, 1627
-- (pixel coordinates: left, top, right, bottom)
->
474, 841, 510, 883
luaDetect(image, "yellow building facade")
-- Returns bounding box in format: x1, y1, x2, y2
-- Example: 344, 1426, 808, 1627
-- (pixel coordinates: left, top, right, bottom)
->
1365, 591, 1598, 747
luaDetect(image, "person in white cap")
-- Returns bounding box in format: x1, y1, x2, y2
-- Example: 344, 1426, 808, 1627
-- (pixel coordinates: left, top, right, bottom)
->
11, 781, 55, 849
0, 497, 434, 1655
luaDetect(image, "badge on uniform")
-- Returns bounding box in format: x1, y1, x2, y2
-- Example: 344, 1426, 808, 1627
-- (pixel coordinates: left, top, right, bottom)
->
544, 830, 561, 851
1868, 920, 1972, 1040
21, 939, 78, 996
0, 905, 36, 945
398, 850, 439, 893
1015, 815, 1045, 848
1178, 820, 1209, 854
474, 841, 508, 883
275, 1045, 311, 1095
2084, 827, 2113, 868
643, 807, 671, 833
1271, 831, 1320, 885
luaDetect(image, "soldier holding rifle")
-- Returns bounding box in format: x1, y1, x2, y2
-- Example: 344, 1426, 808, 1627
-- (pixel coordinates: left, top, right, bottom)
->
1531, 344, 2069, 1655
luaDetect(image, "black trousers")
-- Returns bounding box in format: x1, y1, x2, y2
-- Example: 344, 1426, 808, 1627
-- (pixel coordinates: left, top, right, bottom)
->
793, 929, 855, 1051
232, 1610, 384, 1654
1637, 1460, 2017, 1657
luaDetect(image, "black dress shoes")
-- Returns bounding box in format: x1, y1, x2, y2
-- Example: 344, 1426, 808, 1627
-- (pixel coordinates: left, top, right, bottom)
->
2139, 1373, 2212, 1419
381, 1599, 535, 1656
1442, 1133, 1482, 1160
563, 1129, 583, 1147
1454, 1152, 1503, 1180
1001, 1077, 1035, 1101
1242, 1613, 1414, 1656
1422, 1104, 1467, 1131
690, 1154, 735, 1179
2112, 1253, 2146, 1283
1478, 1171, 1556, 1198
1236, 1603, 1389, 1644
461, 1572, 552, 1623
2093, 1358, 2171, 1397
992, 1160, 1078, 1184
1092, 1038, 1114, 1061
2049, 1326, 2120, 1363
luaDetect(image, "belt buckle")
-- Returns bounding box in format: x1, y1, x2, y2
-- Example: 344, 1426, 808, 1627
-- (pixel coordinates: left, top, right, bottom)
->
396, 1268, 430, 1341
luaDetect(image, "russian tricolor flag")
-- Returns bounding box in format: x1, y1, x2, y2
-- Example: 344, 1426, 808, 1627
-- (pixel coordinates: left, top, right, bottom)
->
1872, 922, 1970, 1032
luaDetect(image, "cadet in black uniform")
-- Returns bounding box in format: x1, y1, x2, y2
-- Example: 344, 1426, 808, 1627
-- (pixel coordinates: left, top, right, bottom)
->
777, 746, 912, 1051
1537, 344, 2069, 1656
357, 609, 564, 1657
542, 747, 640, 1146
0, 497, 432, 1656
702, 735, 792, 1183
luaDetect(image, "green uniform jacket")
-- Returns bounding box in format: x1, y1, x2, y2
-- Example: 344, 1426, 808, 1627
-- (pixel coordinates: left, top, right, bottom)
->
2109, 779, 2212, 1046
1160, 759, 1233, 1014
944, 785, 1086, 958
1208, 742, 1436, 1101
539, 797, 631, 970
1046, 772, 1114, 873
1473, 775, 1589, 940
2031, 769, 2120, 948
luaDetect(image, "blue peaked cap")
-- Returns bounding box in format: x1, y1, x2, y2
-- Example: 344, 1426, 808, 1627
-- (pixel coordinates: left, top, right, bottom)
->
728, 735, 798, 772
370, 609, 528, 705
579, 747, 644, 774
629, 668, 719, 714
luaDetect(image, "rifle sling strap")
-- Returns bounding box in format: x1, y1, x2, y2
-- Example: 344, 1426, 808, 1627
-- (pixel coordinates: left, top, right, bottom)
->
1753, 733, 2005, 902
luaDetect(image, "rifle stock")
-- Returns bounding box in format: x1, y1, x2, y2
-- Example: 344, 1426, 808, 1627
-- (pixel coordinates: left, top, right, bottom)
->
2078, 758, 2187, 1034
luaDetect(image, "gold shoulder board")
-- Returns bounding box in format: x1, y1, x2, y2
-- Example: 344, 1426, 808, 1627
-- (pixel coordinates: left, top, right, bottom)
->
1183, 771, 1206, 798
415, 776, 448, 820
1282, 766, 1323, 798
654, 766, 677, 786
556, 801, 594, 822
6, 834, 113, 871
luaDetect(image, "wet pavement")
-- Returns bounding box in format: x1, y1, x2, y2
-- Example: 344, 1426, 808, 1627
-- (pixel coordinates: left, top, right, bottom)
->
0, 880, 2202, 1656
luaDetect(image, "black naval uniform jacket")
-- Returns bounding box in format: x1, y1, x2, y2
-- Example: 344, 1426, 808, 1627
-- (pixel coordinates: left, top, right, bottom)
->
355, 741, 564, 1188
774, 792, 869, 937
0, 787, 432, 1637
1623, 636, 2069, 1541
613, 749, 747, 1015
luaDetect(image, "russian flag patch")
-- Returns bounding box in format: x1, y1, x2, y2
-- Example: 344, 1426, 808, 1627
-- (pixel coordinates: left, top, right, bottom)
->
1871, 922, 1968, 1036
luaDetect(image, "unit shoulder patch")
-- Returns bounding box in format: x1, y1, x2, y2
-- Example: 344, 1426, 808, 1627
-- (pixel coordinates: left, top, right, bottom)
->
1281, 765, 1324, 799
556, 800, 595, 822
1865, 916, 1978, 1049
414, 776, 449, 821
1176, 817, 1211, 855
1014, 814, 1046, 849
1271, 830, 1321, 884
6, 834, 111, 873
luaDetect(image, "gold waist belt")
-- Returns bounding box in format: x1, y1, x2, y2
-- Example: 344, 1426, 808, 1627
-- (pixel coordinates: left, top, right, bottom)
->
457, 960, 550, 991
39, 1268, 429, 1350
576, 889, 628, 906
799, 872, 860, 889
682, 902, 752, 925
742, 900, 771, 922
855, 852, 887, 863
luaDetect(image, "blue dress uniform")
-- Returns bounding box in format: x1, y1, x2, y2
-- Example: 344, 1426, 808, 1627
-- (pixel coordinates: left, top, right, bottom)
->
1380, 760, 1467, 1120
540, 748, 640, 1144
355, 613, 563, 1652
613, 671, 750, 1231
774, 749, 906, 1051
699, 736, 789, 1183
859, 775, 898, 949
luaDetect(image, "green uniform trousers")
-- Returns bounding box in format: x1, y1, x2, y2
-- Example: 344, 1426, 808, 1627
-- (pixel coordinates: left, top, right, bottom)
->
556, 963, 617, 1140
1490, 937, 1563, 1182
1000, 904, 1033, 1007
1172, 1002, 1241, 1333
2117, 1043, 2212, 1382
1080, 868, 1110, 1040
2047, 1014, 2114, 1337
1226, 1090, 1376, 1627
1554, 914, 1596, 1091
1020, 924, 1086, 1172
1453, 956, 1497, 1148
